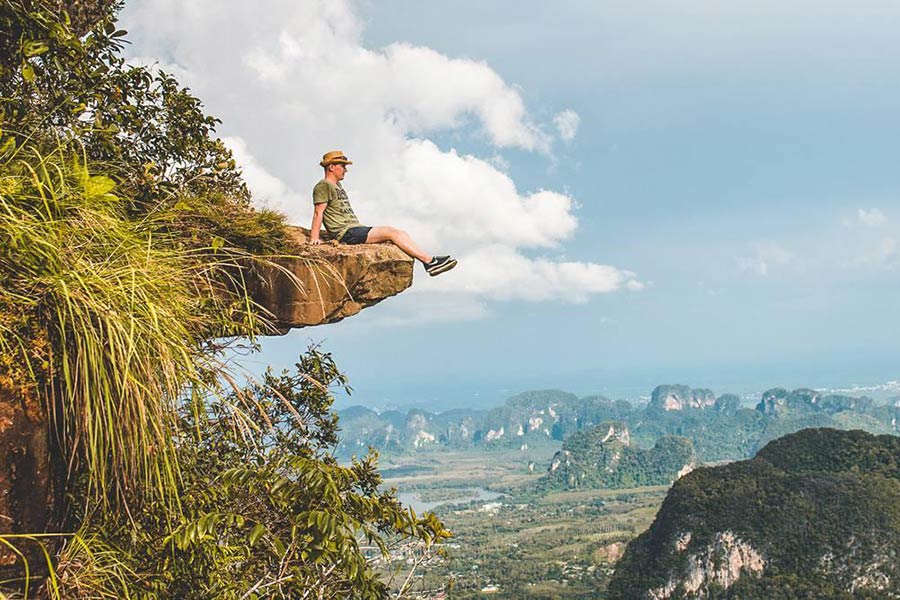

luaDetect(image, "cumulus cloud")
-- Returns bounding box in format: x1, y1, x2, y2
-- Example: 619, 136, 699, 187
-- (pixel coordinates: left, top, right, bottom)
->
736, 242, 794, 276
223, 137, 302, 212
416, 243, 641, 303
553, 109, 581, 142
119, 0, 640, 319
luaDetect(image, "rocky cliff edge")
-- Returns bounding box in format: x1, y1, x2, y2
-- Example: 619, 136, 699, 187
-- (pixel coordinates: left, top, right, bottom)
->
249, 226, 414, 331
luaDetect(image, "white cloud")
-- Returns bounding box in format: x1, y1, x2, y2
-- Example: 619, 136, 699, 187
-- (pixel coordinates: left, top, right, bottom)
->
736, 242, 794, 276
414, 244, 642, 303
553, 109, 581, 142
224, 137, 302, 212
857, 208, 887, 227
119, 0, 640, 316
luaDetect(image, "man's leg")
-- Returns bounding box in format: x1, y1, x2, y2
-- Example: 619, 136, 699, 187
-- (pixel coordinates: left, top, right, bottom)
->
366, 226, 432, 263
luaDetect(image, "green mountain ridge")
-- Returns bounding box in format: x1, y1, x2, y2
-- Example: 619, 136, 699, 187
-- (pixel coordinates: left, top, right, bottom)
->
607, 428, 900, 599
337, 385, 900, 463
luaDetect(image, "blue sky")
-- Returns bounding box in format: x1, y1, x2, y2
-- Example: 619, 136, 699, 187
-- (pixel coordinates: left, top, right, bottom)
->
120, 1, 900, 409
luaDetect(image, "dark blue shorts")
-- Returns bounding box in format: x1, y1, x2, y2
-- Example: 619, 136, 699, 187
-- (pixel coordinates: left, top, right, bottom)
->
340, 226, 372, 245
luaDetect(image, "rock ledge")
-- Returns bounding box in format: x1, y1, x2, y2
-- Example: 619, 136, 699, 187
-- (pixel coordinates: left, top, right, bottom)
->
249, 226, 414, 330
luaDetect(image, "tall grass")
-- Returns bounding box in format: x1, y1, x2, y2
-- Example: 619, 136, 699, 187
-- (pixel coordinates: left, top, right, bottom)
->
0, 141, 271, 508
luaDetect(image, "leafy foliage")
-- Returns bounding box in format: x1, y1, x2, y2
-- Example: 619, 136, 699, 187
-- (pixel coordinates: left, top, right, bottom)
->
64, 349, 450, 599
0, 0, 289, 251
0, 142, 250, 507
3, 1, 235, 199
0, 0, 293, 506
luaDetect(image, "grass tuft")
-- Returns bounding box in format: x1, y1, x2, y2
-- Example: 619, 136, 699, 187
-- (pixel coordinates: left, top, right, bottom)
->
0, 141, 276, 510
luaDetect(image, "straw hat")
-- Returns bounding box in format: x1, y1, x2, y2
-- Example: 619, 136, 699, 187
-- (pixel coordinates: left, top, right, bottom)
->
320, 150, 353, 167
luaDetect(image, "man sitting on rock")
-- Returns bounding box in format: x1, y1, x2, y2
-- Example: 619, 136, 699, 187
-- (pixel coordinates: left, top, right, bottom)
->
309, 150, 458, 277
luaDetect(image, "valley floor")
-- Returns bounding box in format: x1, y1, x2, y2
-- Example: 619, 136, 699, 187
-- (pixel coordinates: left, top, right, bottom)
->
377, 440, 668, 599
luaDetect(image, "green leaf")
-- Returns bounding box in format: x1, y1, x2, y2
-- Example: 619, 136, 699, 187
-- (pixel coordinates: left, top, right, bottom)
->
199, 513, 215, 535
23, 41, 49, 57
21, 62, 34, 82
248, 523, 266, 546
0, 138, 15, 158
272, 536, 287, 558
210, 235, 225, 251
84, 175, 116, 198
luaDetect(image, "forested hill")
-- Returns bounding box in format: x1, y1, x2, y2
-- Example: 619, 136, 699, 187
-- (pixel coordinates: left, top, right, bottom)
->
540, 421, 695, 490
336, 385, 900, 461
608, 428, 900, 598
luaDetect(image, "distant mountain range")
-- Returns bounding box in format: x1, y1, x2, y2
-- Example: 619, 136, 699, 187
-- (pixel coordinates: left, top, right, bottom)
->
608, 428, 900, 598
336, 385, 900, 464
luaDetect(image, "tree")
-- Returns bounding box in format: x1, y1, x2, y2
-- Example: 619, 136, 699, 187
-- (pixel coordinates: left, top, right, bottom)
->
0, 2, 449, 596
58, 349, 450, 599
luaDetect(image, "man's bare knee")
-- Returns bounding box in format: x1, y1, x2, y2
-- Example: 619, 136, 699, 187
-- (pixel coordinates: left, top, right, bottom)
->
367, 226, 400, 244
381, 226, 407, 242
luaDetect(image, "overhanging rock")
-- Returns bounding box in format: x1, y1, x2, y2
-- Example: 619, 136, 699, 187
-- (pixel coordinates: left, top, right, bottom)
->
249, 226, 414, 330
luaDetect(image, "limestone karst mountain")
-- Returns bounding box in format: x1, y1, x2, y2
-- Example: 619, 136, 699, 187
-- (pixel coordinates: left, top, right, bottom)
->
542, 421, 695, 490
608, 428, 900, 599
336, 384, 900, 462
646, 385, 717, 412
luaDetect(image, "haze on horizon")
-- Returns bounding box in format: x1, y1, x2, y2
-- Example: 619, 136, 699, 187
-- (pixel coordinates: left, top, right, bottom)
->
119, 0, 900, 410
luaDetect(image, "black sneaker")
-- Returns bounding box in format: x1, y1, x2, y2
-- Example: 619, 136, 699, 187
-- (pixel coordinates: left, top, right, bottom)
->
425, 255, 457, 276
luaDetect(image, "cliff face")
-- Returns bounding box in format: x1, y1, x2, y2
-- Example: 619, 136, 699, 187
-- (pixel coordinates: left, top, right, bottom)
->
647, 385, 717, 412
0, 382, 63, 575
608, 428, 900, 599
249, 226, 414, 330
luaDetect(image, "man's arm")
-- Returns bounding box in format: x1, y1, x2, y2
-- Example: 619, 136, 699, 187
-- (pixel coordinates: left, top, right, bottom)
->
309, 202, 327, 244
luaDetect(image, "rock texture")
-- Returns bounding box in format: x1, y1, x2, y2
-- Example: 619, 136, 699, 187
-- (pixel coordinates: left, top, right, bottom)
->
249, 226, 414, 330
647, 385, 716, 412
0, 383, 63, 577
647, 531, 766, 599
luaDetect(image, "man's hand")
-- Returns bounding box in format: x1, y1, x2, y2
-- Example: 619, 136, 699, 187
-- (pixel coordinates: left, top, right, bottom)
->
310, 238, 323, 245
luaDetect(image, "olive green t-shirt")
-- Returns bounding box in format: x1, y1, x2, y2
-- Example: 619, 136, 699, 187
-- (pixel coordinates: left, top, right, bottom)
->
312, 179, 361, 240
